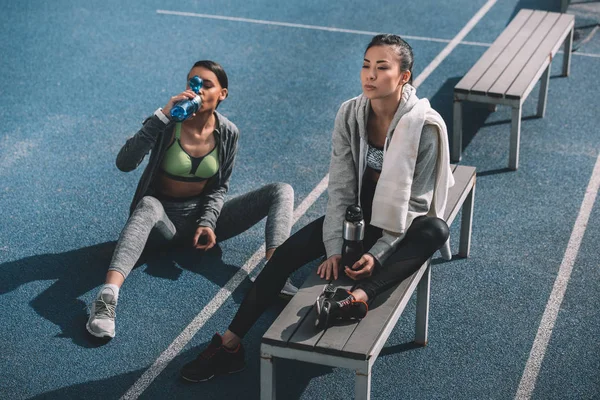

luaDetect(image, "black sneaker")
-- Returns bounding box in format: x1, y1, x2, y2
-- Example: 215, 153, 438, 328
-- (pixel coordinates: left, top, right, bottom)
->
315, 290, 368, 330
314, 285, 353, 317
181, 333, 246, 382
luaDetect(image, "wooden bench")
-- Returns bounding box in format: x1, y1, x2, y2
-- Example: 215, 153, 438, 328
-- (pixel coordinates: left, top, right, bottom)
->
260, 164, 476, 400
452, 9, 575, 170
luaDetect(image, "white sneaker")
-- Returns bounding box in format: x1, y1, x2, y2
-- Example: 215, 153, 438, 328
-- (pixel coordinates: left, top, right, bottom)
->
280, 278, 299, 297
86, 287, 117, 338
249, 276, 298, 298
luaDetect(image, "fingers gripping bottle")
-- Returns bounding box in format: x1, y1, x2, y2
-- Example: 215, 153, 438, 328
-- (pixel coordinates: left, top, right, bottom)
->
170, 75, 203, 122
341, 204, 365, 269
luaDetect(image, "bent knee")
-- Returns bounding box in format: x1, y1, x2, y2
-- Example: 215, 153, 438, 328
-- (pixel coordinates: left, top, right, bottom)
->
269, 182, 294, 203
135, 196, 164, 216
418, 217, 449, 245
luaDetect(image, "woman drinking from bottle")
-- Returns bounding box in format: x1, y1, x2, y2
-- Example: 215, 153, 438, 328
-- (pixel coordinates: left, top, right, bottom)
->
179, 35, 454, 383
86, 60, 298, 339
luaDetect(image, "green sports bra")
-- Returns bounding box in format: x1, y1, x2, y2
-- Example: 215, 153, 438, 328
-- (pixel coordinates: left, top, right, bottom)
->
160, 123, 220, 182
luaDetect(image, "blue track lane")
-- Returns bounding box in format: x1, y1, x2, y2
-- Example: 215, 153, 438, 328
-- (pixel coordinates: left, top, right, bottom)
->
1, 0, 599, 398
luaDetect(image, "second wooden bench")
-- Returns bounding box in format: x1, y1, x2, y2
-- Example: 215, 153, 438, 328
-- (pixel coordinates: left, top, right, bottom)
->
453, 9, 574, 170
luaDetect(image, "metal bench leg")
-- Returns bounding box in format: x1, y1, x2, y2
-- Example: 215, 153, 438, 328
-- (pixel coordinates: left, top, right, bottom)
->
459, 179, 475, 257
260, 352, 276, 400
509, 106, 522, 170
563, 27, 574, 77
537, 64, 551, 118
452, 99, 463, 162
415, 261, 431, 345
355, 363, 372, 400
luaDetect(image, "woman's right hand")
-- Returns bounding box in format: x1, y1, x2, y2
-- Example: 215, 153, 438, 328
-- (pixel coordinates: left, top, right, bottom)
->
162, 89, 199, 118
317, 255, 342, 280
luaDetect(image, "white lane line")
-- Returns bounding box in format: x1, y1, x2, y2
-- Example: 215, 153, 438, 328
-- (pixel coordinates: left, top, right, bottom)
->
572, 51, 600, 58
412, 0, 497, 87
123, 3, 497, 397
515, 153, 600, 400
120, 175, 329, 400
156, 9, 452, 44
156, 9, 600, 59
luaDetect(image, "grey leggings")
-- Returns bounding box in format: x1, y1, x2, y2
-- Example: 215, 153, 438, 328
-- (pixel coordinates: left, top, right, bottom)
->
108, 182, 294, 279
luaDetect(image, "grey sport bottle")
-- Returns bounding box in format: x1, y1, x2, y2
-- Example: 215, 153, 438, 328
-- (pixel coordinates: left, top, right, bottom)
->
341, 204, 365, 269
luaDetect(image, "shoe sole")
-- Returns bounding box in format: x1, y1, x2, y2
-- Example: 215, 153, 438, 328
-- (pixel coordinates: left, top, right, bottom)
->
315, 284, 336, 316
180, 366, 245, 383
86, 321, 115, 339
315, 301, 332, 330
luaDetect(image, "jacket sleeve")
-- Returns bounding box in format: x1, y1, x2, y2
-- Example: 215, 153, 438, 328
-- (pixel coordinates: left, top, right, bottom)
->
368, 124, 438, 265
196, 128, 239, 231
323, 103, 358, 258
116, 113, 171, 172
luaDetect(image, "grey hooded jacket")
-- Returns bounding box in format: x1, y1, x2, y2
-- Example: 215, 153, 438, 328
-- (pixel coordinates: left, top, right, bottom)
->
323, 85, 438, 265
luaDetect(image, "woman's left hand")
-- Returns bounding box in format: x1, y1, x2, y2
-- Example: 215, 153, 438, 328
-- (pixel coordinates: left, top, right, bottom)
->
344, 254, 376, 280
193, 226, 217, 250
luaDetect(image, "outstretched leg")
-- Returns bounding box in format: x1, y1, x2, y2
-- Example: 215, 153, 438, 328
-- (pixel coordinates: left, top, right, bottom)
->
181, 216, 327, 382
87, 196, 180, 339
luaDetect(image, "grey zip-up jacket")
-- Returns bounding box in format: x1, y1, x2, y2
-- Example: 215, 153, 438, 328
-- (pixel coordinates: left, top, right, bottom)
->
323, 85, 438, 265
115, 110, 239, 231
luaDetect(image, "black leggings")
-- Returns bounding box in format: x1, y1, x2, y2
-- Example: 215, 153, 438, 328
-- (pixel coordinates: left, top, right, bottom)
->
228, 214, 449, 338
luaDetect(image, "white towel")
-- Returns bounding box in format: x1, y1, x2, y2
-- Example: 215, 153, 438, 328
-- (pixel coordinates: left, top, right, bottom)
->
371, 98, 455, 260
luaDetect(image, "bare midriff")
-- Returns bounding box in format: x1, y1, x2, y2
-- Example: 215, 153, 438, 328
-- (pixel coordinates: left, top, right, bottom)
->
153, 172, 209, 198
364, 166, 381, 183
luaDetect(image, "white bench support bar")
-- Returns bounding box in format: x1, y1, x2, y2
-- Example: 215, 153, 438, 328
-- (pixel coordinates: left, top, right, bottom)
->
260, 353, 277, 400
415, 262, 432, 345
452, 100, 463, 163
459, 175, 476, 257
563, 27, 573, 77
537, 63, 551, 118
509, 105, 522, 170
355, 366, 373, 400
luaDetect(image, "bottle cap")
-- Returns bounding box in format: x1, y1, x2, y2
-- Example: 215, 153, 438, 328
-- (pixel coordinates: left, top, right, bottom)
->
345, 204, 363, 222
189, 75, 203, 94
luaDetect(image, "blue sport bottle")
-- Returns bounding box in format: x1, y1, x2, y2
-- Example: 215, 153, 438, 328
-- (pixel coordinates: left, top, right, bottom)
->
170, 75, 203, 122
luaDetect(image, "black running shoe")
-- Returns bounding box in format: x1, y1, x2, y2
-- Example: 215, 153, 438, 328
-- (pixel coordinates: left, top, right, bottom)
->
315, 284, 337, 317
181, 333, 246, 382
315, 290, 368, 330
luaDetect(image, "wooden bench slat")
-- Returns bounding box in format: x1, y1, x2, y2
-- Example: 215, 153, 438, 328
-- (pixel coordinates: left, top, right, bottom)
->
455, 9, 533, 94
262, 271, 326, 347
505, 13, 574, 99
470, 11, 547, 97
444, 165, 476, 225
488, 12, 561, 97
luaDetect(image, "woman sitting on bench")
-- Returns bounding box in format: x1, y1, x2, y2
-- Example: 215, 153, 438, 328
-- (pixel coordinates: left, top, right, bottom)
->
181, 35, 454, 383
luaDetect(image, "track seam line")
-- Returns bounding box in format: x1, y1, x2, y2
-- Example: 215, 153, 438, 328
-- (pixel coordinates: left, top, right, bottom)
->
515, 153, 600, 399
156, 9, 600, 58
